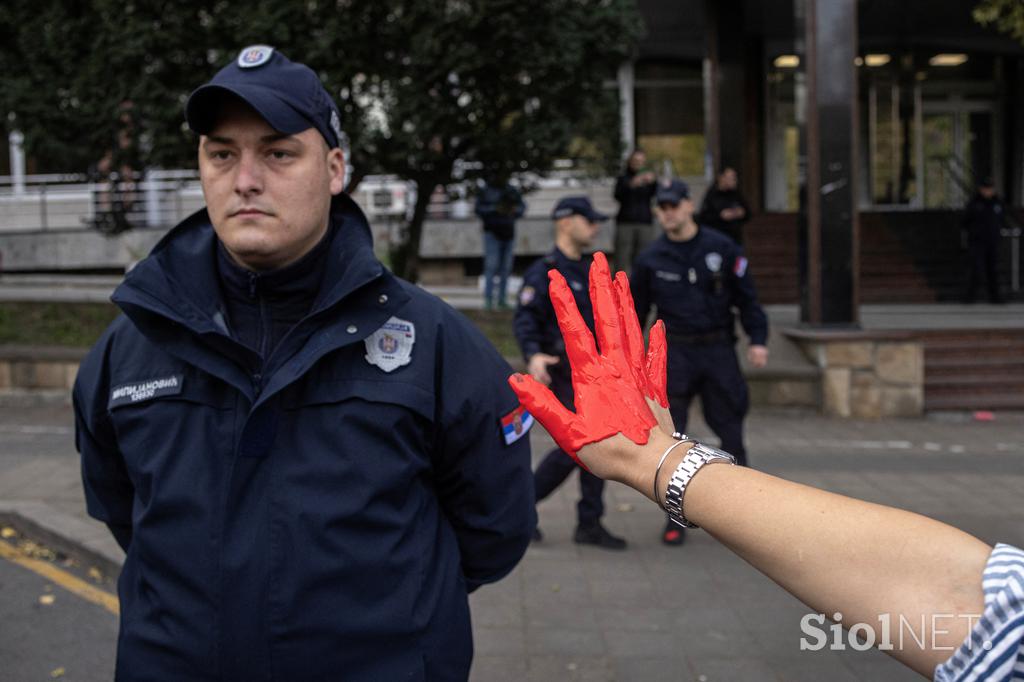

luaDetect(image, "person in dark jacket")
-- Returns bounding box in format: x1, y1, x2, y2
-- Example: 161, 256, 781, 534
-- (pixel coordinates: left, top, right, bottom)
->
697, 165, 750, 245
631, 179, 768, 546
475, 178, 526, 309
613, 149, 658, 273
514, 196, 627, 550
963, 177, 1007, 304
72, 46, 535, 682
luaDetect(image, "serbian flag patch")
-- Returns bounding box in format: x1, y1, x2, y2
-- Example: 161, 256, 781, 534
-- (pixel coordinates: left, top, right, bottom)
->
734, 256, 749, 277
500, 405, 534, 445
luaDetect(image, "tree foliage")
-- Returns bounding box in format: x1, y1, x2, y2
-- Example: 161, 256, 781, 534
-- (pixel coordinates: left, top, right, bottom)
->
0, 0, 642, 280
974, 0, 1024, 43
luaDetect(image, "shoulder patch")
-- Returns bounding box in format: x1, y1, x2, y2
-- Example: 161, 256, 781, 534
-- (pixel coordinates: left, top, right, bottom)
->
734, 256, 749, 277
519, 285, 536, 306
109, 375, 183, 408
500, 405, 534, 445
364, 317, 415, 373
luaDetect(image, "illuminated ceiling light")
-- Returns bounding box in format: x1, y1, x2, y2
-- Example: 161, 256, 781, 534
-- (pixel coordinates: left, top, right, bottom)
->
865, 53, 891, 67
773, 55, 800, 68
929, 53, 968, 67
855, 56, 864, 66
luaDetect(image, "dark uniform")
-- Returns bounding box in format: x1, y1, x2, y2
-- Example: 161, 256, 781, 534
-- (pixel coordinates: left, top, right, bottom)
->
74, 47, 535, 682
697, 182, 750, 245
631, 227, 767, 466
514, 249, 607, 528
963, 183, 1006, 304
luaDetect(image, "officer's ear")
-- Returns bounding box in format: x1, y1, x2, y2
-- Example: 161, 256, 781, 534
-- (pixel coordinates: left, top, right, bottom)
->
327, 146, 346, 196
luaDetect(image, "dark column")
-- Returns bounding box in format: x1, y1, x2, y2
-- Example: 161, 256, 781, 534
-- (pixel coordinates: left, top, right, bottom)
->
705, 0, 746, 175
796, 0, 859, 325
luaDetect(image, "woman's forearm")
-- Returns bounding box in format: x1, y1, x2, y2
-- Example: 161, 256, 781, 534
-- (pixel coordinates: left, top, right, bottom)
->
602, 430, 990, 676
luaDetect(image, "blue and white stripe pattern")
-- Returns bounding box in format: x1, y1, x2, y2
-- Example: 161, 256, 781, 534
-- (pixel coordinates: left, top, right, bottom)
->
934, 543, 1024, 681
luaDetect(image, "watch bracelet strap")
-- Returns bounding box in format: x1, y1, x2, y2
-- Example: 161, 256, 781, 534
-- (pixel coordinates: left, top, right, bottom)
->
653, 433, 696, 507
663, 442, 735, 529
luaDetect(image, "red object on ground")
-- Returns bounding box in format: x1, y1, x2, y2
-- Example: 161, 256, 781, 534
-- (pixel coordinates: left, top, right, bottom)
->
973, 411, 996, 422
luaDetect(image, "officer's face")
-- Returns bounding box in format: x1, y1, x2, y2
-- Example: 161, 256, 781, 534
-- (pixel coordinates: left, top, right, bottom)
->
199, 99, 346, 271
654, 198, 694, 232
565, 215, 599, 248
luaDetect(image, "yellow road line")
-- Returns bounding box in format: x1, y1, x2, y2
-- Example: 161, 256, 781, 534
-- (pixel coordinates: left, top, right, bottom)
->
0, 540, 119, 616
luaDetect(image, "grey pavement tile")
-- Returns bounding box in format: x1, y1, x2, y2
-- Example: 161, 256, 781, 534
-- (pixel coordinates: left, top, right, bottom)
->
526, 627, 608, 656
469, 594, 524, 628
684, 655, 781, 682
612, 656, 688, 682
526, 655, 614, 682
472, 626, 526, 657
524, 602, 600, 632
587, 577, 658, 607
676, 625, 760, 659
604, 630, 683, 658
469, 655, 528, 682
593, 605, 676, 633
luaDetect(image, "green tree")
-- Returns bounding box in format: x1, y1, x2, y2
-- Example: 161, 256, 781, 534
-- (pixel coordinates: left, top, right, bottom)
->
974, 0, 1024, 43
0, 0, 642, 281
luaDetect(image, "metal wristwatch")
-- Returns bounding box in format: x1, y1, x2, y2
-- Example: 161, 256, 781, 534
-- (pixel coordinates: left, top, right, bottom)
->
663, 441, 736, 529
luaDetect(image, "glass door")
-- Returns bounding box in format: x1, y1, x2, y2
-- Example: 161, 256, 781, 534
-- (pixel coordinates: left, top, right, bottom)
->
921, 104, 994, 208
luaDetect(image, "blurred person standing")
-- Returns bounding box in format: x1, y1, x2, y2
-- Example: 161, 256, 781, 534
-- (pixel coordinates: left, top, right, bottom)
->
476, 176, 526, 309
613, 149, 658, 273
631, 179, 768, 546
514, 196, 627, 549
963, 177, 1007, 304
697, 165, 750, 245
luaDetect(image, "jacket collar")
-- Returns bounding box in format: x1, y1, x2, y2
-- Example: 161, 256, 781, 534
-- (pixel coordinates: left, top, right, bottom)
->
111, 194, 411, 403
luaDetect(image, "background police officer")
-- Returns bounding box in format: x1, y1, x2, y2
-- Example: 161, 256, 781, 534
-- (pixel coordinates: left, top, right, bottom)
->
514, 196, 627, 550
630, 179, 768, 545
963, 176, 1007, 304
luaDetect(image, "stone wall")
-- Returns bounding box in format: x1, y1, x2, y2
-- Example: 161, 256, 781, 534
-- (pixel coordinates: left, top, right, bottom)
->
787, 332, 924, 418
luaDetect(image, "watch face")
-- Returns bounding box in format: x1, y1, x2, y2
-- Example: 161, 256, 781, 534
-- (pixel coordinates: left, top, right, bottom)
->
692, 442, 734, 461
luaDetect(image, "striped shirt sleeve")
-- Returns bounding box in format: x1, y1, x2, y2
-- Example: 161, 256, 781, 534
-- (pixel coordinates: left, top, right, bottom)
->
933, 543, 1024, 682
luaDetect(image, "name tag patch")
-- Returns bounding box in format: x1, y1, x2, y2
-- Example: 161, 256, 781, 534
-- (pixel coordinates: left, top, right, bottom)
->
500, 405, 534, 445
655, 270, 682, 282
109, 375, 183, 408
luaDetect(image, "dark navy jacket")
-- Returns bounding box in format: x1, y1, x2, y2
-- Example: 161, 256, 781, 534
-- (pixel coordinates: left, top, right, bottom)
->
631, 228, 768, 346
962, 193, 1007, 244
73, 194, 535, 682
512, 249, 594, 401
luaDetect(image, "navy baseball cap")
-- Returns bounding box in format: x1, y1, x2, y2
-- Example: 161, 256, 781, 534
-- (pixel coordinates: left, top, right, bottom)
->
551, 196, 609, 223
656, 179, 690, 204
186, 45, 343, 149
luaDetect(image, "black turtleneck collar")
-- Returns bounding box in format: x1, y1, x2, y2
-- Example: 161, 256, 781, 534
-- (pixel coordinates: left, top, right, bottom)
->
216, 222, 335, 361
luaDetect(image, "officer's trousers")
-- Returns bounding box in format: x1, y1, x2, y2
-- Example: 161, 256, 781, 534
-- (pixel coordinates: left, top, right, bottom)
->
533, 372, 606, 525
966, 238, 1002, 303
666, 342, 749, 466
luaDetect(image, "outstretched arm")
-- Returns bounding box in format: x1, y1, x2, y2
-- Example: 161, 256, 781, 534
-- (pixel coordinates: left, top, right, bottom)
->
509, 251, 992, 678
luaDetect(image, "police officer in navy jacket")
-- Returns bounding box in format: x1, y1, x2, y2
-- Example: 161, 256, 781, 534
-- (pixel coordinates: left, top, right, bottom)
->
513, 196, 627, 550
73, 46, 535, 681
631, 179, 768, 545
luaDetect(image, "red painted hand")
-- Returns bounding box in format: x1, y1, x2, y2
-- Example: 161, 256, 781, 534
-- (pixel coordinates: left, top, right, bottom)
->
508, 252, 667, 467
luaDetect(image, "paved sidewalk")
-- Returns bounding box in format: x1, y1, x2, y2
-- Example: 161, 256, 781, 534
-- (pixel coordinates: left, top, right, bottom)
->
2, 404, 1022, 681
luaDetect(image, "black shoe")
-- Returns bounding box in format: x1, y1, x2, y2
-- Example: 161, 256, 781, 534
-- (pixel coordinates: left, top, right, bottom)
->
573, 522, 627, 550
532, 526, 543, 542
662, 520, 685, 546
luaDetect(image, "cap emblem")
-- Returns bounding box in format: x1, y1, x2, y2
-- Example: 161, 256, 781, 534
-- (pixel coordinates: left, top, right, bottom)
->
237, 45, 274, 69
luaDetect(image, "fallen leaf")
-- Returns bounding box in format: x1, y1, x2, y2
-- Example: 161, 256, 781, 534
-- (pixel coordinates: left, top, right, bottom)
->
550, 583, 561, 592
50, 667, 65, 678
39, 594, 56, 605
617, 503, 634, 513
88, 567, 104, 582
1, 527, 15, 539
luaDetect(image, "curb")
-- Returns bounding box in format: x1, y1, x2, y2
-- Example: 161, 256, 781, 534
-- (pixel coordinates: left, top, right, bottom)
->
0, 501, 123, 579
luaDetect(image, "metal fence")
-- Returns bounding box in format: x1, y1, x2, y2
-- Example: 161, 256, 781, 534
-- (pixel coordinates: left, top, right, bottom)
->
0, 169, 204, 233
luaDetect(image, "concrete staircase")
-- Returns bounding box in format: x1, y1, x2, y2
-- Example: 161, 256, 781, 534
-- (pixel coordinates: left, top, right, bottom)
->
922, 329, 1024, 411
